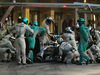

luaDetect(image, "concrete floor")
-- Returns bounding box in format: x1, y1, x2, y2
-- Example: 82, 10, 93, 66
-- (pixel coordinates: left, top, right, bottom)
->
0, 62, 100, 75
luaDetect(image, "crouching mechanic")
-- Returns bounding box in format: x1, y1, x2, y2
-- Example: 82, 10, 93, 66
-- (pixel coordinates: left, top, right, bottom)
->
0, 34, 16, 62
58, 38, 76, 64
8, 17, 34, 65
61, 27, 79, 63
89, 28, 100, 62
26, 21, 46, 63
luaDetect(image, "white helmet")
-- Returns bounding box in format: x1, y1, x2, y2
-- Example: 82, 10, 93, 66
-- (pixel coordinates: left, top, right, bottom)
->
46, 17, 53, 22
57, 37, 63, 44
66, 27, 72, 32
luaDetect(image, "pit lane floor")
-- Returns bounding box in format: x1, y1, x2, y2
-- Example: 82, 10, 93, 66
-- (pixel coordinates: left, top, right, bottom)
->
0, 61, 100, 75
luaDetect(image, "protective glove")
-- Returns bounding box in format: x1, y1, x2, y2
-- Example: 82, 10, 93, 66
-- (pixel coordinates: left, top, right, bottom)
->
29, 33, 34, 37
50, 35, 57, 41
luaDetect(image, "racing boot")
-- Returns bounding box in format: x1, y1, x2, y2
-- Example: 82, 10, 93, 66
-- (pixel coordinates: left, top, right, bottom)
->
22, 63, 27, 65
86, 60, 89, 65
86, 59, 93, 65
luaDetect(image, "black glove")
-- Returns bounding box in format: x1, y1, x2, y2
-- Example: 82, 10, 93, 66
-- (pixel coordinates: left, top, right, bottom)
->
29, 33, 34, 37
50, 36, 57, 41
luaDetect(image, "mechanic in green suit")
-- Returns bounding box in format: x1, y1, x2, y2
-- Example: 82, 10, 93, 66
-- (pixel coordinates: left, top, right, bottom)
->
26, 21, 46, 63
77, 18, 91, 65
